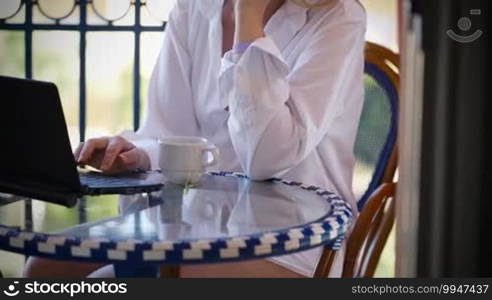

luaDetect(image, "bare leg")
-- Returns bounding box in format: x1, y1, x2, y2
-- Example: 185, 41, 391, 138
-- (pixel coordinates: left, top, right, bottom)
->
87, 260, 306, 278
181, 260, 306, 278
23, 257, 104, 278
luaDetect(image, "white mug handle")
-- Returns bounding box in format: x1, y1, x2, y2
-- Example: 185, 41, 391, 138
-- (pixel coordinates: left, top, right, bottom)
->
202, 144, 219, 168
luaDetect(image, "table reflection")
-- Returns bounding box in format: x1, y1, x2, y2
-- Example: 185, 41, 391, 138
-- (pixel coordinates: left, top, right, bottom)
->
62, 175, 331, 242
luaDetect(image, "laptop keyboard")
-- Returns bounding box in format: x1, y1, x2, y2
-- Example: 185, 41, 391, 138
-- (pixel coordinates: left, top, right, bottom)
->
79, 172, 155, 188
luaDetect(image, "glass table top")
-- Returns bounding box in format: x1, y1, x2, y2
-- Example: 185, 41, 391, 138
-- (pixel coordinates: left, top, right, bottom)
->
0, 174, 332, 242
0, 173, 353, 265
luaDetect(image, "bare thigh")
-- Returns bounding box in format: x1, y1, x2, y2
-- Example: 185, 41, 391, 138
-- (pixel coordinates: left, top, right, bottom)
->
89, 260, 306, 278
23, 256, 104, 278
180, 260, 306, 278
25, 257, 305, 278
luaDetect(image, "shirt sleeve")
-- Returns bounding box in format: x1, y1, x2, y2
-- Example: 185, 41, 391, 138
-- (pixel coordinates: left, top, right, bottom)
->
124, 0, 198, 169
219, 16, 366, 180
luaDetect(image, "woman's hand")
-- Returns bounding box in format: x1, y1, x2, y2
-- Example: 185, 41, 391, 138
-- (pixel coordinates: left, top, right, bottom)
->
74, 136, 150, 174
233, 0, 271, 43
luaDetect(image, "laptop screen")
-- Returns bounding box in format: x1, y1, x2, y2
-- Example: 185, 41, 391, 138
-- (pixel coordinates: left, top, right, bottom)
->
0, 76, 81, 195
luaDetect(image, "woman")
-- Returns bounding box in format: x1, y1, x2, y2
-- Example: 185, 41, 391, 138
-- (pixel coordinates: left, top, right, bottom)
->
25, 0, 366, 278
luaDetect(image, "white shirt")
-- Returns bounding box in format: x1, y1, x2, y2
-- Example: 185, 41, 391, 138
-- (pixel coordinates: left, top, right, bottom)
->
126, 0, 366, 277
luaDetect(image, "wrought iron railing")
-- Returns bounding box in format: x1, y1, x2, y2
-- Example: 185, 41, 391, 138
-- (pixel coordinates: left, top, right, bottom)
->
0, 0, 167, 141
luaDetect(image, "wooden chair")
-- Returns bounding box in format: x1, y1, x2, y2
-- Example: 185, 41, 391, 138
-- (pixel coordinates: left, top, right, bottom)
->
342, 182, 396, 277
314, 42, 400, 278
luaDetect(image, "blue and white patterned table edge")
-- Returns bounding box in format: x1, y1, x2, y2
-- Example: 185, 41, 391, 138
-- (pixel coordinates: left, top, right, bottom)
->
0, 171, 353, 267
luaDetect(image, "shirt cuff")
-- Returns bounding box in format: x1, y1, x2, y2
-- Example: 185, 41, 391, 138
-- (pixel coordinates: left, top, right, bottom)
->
245, 36, 289, 69
233, 41, 254, 54
218, 36, 289, 110
220, 36, 289, 72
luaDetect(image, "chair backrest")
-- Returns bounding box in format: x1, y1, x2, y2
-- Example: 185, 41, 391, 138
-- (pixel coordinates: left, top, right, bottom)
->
353, 42, 399, 211
313, 42, 400, 278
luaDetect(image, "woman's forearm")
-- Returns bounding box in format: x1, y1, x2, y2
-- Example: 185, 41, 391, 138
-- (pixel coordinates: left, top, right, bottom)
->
233, 0, 269, 43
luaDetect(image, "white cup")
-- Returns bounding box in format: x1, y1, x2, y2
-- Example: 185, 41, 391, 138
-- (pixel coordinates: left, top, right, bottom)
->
158, 136, 219, 185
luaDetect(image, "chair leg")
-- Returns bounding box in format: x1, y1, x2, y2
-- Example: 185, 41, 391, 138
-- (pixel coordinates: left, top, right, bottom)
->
313, 249, 336, 278
361, 199, 396, 277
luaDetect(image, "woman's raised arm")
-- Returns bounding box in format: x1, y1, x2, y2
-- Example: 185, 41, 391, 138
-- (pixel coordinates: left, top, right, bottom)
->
221, 2, 366, 179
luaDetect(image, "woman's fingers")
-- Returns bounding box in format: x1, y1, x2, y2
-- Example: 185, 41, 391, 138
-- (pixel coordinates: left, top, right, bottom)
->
77, 137, 109, 165
74, 142, 84, 161
118, 148, 140, 170
74, 136, 141, 174
99, 148, 140, 175
100, 139, 125, 172
99, 137, 137, 173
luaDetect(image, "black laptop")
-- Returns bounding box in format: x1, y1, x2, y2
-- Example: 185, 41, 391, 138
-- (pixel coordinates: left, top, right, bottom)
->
0, 76, 164, 207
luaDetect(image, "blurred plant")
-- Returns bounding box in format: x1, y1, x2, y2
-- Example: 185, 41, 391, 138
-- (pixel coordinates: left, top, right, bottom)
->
0, 31, 24, 77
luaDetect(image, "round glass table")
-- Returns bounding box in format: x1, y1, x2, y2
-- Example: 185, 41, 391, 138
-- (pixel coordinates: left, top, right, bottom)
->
0, 172, 352, 277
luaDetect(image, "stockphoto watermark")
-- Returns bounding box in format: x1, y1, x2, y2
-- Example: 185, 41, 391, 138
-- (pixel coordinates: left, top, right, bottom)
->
2, 280, 127, 298
447, 9, 483, 43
